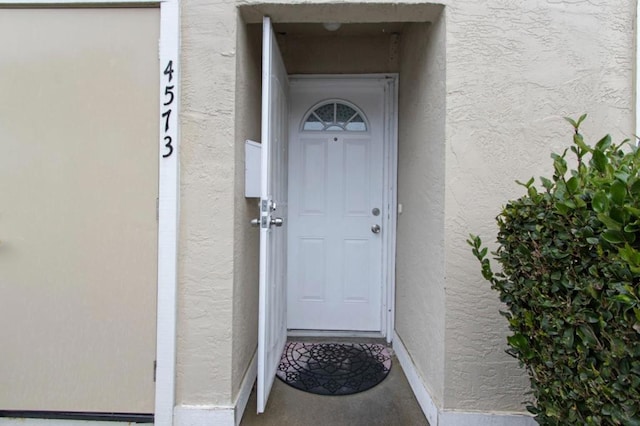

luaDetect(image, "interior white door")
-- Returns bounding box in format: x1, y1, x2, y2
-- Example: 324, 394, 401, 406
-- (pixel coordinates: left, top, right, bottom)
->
257, 16, 289, 414
287, 79, 385, 332
0, 8, 158, 413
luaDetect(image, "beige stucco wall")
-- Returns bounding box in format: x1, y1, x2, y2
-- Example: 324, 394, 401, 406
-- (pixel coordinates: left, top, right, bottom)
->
395, 18, 446, 407
175, 0, 635, 416
177, 0, 237, 406
442, 0, 635, 412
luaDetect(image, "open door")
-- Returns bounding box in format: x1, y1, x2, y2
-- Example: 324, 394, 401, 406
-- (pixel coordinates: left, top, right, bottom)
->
257, 16, 289, 413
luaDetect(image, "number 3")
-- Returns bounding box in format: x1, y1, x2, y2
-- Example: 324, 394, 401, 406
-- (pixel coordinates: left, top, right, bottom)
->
162, 136, 173, 158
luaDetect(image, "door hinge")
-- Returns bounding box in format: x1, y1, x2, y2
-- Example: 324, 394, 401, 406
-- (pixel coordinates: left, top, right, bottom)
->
153, 360, 157, 382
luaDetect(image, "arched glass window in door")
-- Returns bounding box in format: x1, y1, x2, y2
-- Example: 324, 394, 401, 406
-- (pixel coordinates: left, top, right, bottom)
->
302, 100, 368, 132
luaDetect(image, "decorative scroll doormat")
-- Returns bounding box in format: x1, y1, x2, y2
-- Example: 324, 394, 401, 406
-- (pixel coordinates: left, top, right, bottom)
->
276, 342, 392, 396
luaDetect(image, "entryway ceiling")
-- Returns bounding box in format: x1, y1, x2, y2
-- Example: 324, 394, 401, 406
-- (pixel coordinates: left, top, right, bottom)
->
273, 22, 406, 37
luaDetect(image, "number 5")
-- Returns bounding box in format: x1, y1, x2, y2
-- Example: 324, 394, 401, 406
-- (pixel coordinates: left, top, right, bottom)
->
164, 85, 174, 106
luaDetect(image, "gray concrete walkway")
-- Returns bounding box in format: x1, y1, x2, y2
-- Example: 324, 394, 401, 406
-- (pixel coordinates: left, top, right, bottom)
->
240, 341, 429, 426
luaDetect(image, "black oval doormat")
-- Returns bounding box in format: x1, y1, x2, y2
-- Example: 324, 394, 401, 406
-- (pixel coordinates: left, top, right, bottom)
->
276, 342, 392, 396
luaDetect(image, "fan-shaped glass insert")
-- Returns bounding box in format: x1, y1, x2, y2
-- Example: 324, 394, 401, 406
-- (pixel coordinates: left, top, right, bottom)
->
302, 101, 367, 132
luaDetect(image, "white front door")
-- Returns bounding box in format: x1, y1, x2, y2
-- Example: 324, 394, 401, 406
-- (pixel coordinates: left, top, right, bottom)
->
287, 78, 386, 332
257, 16, 289, 413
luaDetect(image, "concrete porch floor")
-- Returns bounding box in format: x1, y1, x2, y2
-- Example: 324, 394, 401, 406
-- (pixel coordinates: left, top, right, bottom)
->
240, 339, 430, 426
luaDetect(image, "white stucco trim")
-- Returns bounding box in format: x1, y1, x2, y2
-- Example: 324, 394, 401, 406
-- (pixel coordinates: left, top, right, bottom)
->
438, 411, 537, 426
393, 331, 536, 426
0, 2, 180, 425
392, 331, 439, 426
174, 406, 234, 426
234, 351, 258, 426
0, 420, 141, 426
4, 0, 159, 3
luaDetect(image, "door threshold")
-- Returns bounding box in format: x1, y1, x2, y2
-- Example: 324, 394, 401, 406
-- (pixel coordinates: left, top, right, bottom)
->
288, 329, 386, 339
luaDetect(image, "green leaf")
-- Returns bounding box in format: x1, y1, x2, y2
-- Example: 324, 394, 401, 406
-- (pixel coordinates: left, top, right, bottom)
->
577, 324, 599, 347
602, 230, 625, 244
597, 213, 622, 231
562, 328, 575, 348
595, 134, 612, 151
516, 177, 535, 188
592, 149, 608, 172
541, 176, 554, 191
577, 113, 587, 127
574, 133, 591, 154
507, 333, 533, 358
619, 243, 640, 266
566, 176, 579, 194
592, 191, 609, 213
556, 203, 569, 215
554, 157, 567, 176
610, 180, 627, 205
564, 116, 578, 128
624, 205, 640, 218
611, 294, 634, 304
614, 171, 630, 183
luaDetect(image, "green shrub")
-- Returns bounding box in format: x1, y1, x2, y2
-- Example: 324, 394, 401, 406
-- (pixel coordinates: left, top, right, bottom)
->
468, 116, 640, 425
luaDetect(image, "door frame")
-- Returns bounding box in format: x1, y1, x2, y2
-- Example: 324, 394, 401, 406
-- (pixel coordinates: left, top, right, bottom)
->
288, 74, 398, 343
0, 1, 180, 424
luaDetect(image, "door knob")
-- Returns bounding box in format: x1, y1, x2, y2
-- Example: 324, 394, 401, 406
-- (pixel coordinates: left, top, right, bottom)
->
371, 224, 381, 234
250, 218, 260, 227
271, 217, 284, 227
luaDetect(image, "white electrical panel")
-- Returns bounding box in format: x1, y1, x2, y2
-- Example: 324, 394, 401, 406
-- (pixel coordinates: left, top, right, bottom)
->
245, 140, 261, 198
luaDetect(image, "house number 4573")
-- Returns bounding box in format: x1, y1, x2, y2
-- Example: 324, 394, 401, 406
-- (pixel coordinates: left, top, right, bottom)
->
162, 60, 175, 158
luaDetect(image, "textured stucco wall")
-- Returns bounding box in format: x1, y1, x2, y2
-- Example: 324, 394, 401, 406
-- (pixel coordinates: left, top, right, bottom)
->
396, 19, 446, 406
442, 0, 635, 412
177, 0, 237, 406
175, 0, 636, 415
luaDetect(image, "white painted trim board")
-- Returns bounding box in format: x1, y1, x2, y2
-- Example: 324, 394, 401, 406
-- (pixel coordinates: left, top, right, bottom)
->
0, 421, 144, 426
392, 331, 537, 426
156, 1, 180, 425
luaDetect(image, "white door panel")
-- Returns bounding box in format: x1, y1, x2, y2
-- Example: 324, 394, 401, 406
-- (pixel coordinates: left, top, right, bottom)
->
257, 16, 289, 414
288, 80, 385, 332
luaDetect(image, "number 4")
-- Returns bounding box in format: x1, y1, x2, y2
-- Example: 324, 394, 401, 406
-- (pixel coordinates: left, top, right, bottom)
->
164, 60, 174, 83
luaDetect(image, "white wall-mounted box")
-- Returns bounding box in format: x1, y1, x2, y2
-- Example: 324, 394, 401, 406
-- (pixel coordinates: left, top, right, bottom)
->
245, 140, 261, 198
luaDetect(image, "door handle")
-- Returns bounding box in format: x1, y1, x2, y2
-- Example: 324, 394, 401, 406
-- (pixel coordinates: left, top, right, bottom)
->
371, 224, 381, 234
251, 217, 283, 228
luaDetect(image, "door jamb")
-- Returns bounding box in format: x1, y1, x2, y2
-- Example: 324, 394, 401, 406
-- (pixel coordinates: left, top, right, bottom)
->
288, 74, 398, 342
0, 1, 180, 424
